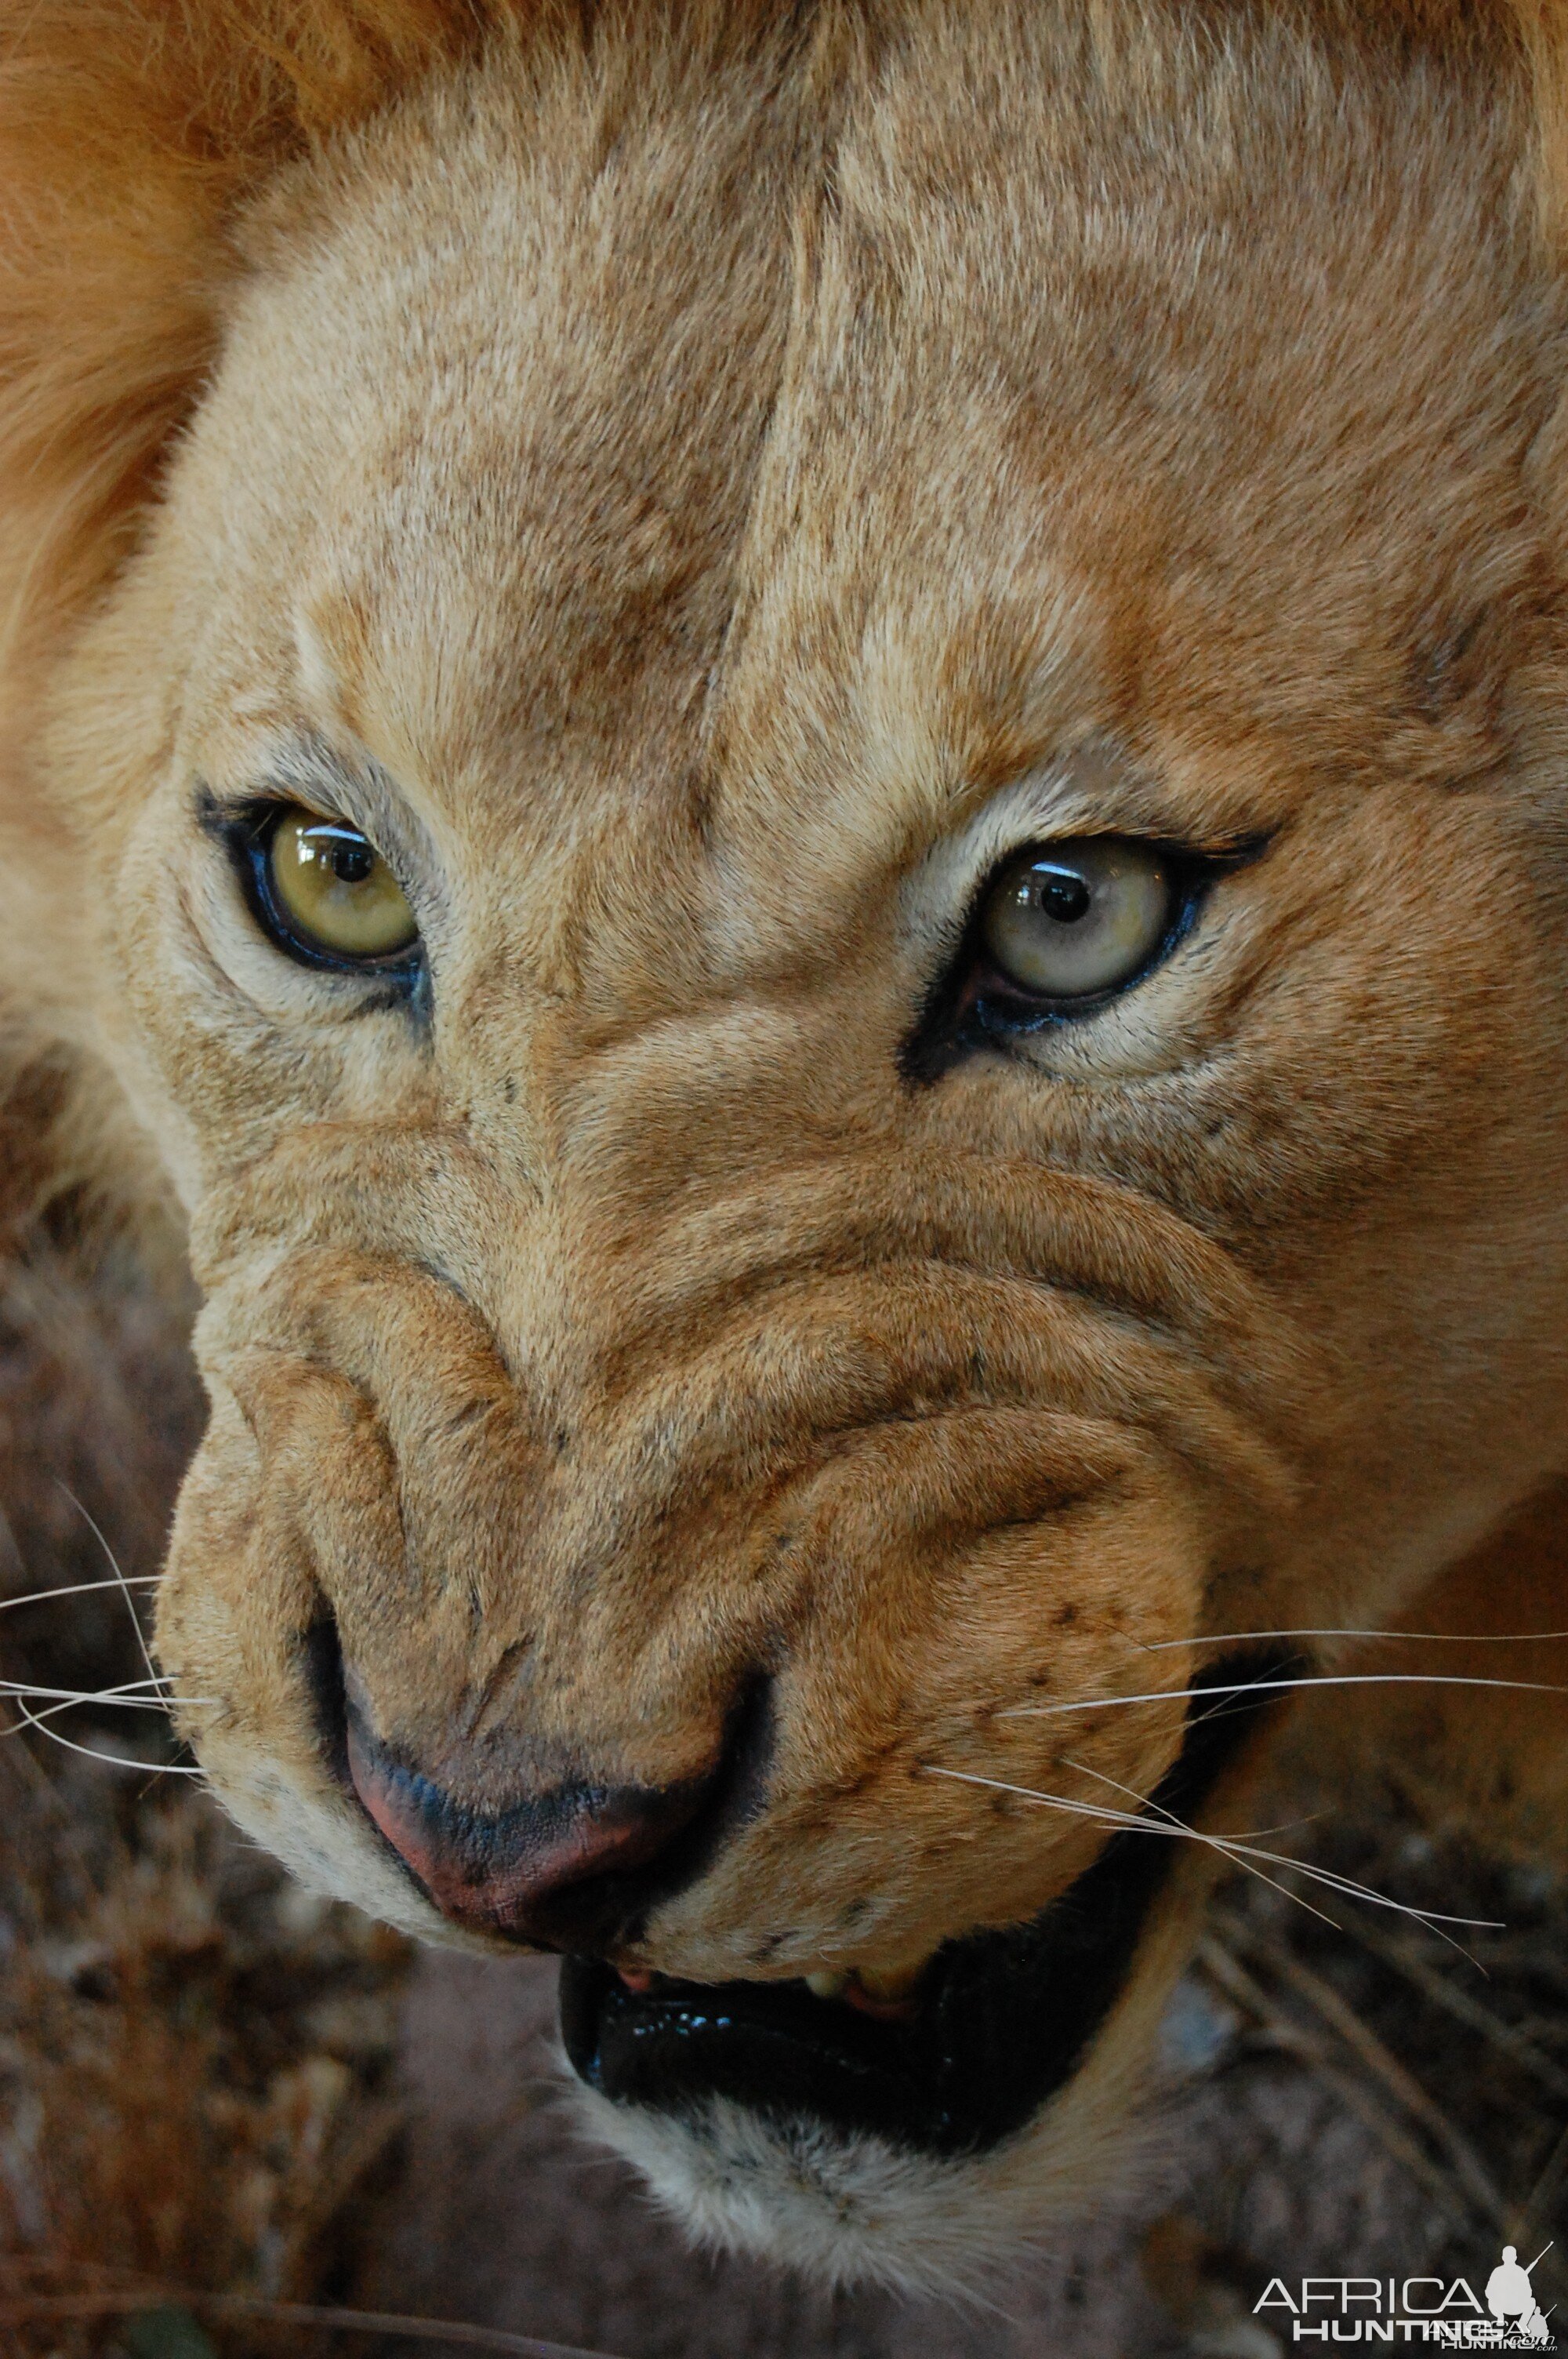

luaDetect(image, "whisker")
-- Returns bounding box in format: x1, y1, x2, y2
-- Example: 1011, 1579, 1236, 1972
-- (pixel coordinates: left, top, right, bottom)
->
1256, 1861, 1491, 1963
5, 1696, 209, 1776
0, 1574, 162, 1617
0, 1675, 206, 1707
1058, 1754, 1344, 1932
1191, 1839, 1494, 1946
2, 1695, 214, 1732
1140, 1627, 1568, 1649
926, 1765, 1290, 1858
926, 1762, 1175, 1835
1002, 1672, 1568, 1718
1214, 1813, 1327, 1840
927, 1764, 1342, 1928
54, 1481, 164, 1695
3, 1703, 180, 1729
924, 1765, 1502, 1942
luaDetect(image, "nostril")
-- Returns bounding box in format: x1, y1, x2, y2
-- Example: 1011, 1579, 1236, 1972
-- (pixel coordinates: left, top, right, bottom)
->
343, 1712, 725, 1947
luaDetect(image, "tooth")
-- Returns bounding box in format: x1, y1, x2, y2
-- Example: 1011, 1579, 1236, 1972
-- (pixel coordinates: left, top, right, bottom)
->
855, 1961, 924, 2003
805, 1970, 849, 2000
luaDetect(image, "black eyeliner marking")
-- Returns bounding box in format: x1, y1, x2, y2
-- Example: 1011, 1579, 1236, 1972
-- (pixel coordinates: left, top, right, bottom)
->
193, 781, 233, 842
901, 831, 1272, 1089
193, 781, 430, 1018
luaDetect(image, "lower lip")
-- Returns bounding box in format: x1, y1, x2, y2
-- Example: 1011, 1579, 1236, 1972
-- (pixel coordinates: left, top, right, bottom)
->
565, 1652, 1298, 2157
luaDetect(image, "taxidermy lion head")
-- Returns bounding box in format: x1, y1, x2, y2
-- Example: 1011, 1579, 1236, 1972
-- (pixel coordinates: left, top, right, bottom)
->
4, 0, 1568, 2289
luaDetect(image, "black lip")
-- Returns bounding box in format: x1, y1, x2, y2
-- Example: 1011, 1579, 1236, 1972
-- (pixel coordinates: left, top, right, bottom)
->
560, 1656, 1296, 2157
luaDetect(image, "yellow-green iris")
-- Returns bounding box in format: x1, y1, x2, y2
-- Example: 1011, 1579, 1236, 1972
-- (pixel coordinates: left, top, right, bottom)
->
979, 837, 1171, 1001
267, 812, 418, 961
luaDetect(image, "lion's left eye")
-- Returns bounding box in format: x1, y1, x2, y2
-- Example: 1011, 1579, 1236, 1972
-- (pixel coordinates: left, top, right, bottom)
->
978, 837, 1172, 1003
255, 808, 419, 965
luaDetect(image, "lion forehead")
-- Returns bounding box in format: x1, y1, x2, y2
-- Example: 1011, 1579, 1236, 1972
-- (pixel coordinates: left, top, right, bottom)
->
163, 2, 1559, 861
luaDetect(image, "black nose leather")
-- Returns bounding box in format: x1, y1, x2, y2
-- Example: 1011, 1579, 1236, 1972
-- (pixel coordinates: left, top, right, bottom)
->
346, 1717, 720, 1947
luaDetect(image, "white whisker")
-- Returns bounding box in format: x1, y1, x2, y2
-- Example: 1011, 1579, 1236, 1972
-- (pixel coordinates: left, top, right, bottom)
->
1241, 1856, 1494, 1959
0, 1572, 162, 1616
1170, 1835, 1494, 1940
2, 1694, 214, 1731
5, 1696, 209, 1775
0, 1674, 203, 1706
1140, 1627, 1568, 1649
1002, 1672, 1568, 1718
924, 1765, 1503, 1942
927, 1761, 1158, 1830
929, 1763, 1338, 1928
54, 1481, 164, 1695
1060, 1753, 1342, 1931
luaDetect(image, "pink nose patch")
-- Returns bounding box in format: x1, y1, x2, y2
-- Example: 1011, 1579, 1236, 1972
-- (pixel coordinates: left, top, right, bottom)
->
346, 1720, 715, 1946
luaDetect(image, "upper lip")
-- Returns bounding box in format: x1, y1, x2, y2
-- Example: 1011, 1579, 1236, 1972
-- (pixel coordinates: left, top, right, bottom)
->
561, 1653, 1298, 2156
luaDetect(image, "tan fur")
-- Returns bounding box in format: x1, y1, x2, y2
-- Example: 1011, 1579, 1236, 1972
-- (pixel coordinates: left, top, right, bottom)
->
5, 0, 1568, 2275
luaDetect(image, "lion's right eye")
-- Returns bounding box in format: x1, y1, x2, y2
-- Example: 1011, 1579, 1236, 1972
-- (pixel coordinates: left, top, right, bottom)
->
251, 806, 420, 968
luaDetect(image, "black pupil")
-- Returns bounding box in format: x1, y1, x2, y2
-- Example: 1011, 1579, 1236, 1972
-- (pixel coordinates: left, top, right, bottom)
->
325, 835, 375, 885
1029, 867, 1092, 925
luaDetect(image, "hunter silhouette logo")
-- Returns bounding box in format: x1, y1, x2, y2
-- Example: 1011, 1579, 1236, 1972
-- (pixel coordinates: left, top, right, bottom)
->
1254, 2244, 1557, 2346
1485, 2250, 1555, 2348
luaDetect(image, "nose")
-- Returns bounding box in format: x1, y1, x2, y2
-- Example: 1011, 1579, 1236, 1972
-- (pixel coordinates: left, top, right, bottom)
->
346, 1716, 723, 1947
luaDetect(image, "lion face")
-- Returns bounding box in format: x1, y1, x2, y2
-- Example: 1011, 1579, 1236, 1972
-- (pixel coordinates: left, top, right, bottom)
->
34, 0, 1568, 2284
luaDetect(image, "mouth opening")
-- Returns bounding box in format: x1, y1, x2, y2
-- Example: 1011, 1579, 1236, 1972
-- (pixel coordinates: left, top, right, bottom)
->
559, 1655, 1296, 2157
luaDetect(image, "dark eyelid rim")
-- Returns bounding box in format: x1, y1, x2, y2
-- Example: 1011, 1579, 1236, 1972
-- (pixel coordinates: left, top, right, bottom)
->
194, 783, 429, 992
900, 828, 1272, 1087
197, 732, 442, 905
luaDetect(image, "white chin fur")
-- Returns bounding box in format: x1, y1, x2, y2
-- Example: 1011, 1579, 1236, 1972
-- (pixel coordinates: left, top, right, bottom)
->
565, 2078, 1145, 2298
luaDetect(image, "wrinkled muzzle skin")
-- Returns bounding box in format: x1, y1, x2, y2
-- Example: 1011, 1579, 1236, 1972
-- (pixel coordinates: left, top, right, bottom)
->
24, 0, 1568, 2288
